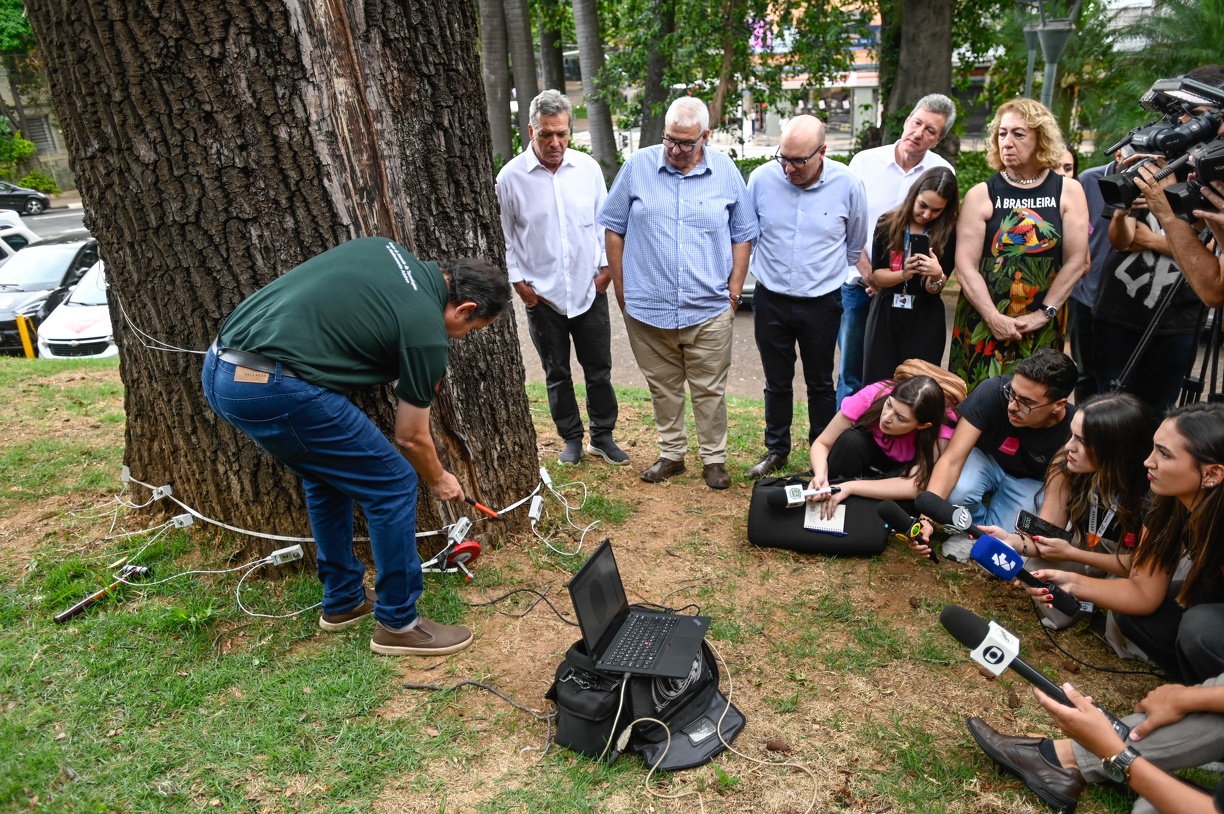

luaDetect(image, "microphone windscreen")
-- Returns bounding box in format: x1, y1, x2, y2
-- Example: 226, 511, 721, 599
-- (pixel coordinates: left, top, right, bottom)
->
877, 500, 916, 532
765, 489, 791, 508
914, 491, 955, 525
970, 535, 1023, 579
939, 604, 989, 650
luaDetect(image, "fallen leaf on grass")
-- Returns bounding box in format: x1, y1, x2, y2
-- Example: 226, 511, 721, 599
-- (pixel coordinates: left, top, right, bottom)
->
54, 733, 67, 741
424, 726, 440, 737
765, 739, 790, 752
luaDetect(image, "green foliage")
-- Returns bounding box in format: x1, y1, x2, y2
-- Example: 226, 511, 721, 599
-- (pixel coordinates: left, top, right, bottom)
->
953, 151, 994, 194
978, 0, 1122, 150
598, 0, 867, 130
17, 171, 59, 194
1092, 0, 1224, 154
0, 0, 34, 52
0, 120, 35, 177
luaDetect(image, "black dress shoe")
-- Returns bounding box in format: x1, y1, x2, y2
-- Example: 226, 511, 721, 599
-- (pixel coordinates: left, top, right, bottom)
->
641, 457, 686, 483
702, 463, 730, 489
966, 717, 1085, 813
748, 452, 788, 479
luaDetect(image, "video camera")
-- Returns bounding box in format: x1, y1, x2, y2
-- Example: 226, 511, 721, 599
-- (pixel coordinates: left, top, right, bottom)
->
1098, 75, 1224, 221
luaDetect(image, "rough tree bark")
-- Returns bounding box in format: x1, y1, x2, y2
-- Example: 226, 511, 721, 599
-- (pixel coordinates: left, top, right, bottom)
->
479, 0, 515, 162
503, 0, 539, 145
572, 0, 619, 181
638, 0, 675, 148
882, 0, 954, 148
25, 0, 539, 557
709, 0, 745, 127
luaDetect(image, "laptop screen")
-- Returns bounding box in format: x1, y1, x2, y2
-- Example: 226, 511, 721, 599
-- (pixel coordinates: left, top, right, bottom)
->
567, 540, 630, 655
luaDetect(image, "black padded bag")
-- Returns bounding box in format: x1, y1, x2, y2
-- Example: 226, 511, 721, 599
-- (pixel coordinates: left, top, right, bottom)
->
546, 636, 744, 771
747, 474, 889, 556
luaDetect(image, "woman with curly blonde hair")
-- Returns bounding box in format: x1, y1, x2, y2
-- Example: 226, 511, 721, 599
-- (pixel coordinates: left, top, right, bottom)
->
948, 98, 1089, 391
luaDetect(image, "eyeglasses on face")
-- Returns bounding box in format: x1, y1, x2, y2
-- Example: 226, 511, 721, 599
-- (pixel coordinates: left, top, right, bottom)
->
774, 145, 823, 168
1002, 382, 1052, 415
662, 136, 702, 153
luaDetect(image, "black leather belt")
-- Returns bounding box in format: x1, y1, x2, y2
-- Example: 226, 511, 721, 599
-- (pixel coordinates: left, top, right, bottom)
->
210, 339, 299, 378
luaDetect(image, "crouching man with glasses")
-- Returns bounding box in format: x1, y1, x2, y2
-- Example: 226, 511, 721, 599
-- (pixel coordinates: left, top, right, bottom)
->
743, 115, 867, 479
912, 349, 1078, 560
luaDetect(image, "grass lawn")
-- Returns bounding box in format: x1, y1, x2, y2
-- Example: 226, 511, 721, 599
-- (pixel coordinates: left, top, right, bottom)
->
0, 357, 1179, 813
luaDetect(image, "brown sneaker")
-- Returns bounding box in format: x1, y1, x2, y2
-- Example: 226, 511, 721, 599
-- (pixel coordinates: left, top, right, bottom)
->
319, 587, 376, 631
370, 617, 473, 656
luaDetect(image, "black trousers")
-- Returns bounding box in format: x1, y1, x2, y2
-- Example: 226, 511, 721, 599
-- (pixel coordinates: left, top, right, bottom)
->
524, 293, 618, 442
1114, 599, 1224, 684
753, 285, 842, 457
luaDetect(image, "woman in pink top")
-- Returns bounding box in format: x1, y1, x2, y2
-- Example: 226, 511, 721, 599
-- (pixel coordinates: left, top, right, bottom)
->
808, 375, 957, 518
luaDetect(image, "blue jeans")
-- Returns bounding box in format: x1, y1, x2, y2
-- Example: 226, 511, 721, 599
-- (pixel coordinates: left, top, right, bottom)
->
836, 282, 872, 407
201, 348, 423, 629
948, 447, 1043, 530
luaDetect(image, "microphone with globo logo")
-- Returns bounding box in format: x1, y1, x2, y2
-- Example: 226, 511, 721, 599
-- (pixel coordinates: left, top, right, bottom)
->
939, 604, 1131, 740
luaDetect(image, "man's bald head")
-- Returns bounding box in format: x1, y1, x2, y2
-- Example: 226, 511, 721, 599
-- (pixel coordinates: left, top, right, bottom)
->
777, 115, 827, 188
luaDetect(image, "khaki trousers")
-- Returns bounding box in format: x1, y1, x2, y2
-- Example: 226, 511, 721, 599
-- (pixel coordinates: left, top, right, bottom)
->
623, 308, 733, 464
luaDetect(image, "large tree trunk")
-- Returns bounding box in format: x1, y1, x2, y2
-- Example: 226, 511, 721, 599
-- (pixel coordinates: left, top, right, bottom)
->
503, 0, 539, 146
479, 0, 515, 163
572, 0, 619, 181
25, 0, 539, 556
638, 0, 675, 148
709, 0, 745, 128
538, 1, 566, 94
883, 0, 954, 149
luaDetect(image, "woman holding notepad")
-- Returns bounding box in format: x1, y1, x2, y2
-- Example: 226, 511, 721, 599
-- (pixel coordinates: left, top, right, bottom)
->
807, 374, 958, 519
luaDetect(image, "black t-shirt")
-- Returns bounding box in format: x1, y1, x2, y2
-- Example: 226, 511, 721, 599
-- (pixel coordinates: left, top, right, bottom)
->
1093, 209, 1206, 336
869, 220, 957, 301
956, 375, 1076, 480
1215, 776, 1224, 812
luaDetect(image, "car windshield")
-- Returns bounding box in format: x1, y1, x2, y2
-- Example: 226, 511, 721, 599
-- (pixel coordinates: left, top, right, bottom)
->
0, 245, 80, 291
67, 263, 107, 306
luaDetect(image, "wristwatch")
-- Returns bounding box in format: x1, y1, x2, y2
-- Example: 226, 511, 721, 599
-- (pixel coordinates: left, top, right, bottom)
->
1102, 745, 1141, 783
1043, 304, 1059, 320
733, 294, 744, 307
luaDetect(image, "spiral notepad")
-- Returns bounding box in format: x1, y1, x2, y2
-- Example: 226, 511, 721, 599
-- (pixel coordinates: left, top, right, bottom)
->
804, 502, 847, 534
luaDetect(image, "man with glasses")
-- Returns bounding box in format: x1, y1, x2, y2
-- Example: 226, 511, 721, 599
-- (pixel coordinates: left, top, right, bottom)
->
920, 348, 1077, 560
743, 114, 867, 478
599, 96, 758, 489
497, 89, 627, 468
838, 94, 956, 407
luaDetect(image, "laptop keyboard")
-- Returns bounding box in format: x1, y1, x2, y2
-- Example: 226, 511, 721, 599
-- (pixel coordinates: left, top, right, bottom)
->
604, 614, 678, 669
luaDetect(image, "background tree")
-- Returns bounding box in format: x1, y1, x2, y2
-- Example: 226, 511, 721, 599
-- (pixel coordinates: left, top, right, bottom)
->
24, 0, 539, 552
572, 0, 620, 179
537, 0, 568, 93
505, 0, 541, 145
881, 0, 953, 142
480, 0, 515, 164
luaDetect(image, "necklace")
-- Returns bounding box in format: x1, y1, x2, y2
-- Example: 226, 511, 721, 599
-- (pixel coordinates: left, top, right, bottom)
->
1003, 170, 1042, 185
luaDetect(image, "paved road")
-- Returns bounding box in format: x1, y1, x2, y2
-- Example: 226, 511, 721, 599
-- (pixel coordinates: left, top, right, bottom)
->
25, 209, 86, 240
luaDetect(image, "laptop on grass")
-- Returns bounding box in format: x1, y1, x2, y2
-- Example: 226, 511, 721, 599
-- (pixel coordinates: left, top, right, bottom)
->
567, 539, 711, 679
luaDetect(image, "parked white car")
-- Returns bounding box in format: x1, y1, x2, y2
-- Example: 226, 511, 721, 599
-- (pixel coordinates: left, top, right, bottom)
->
0, 209, 40, 262
37, 260, 117, 359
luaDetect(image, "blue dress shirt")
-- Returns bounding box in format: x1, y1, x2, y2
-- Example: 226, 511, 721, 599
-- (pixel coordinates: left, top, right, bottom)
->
598, 145, 759, 330
747, 158, 868, 298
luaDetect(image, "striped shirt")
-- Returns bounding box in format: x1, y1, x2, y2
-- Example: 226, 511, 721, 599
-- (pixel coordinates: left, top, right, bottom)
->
599, 145, 759, 329
748, 158, 867, 298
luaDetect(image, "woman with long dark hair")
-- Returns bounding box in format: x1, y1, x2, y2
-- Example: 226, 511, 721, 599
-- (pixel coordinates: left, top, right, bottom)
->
807, 374, 956, 518
1030, 402, 1224, 683
986, 392, 1155, 628
862, 167, 960, 383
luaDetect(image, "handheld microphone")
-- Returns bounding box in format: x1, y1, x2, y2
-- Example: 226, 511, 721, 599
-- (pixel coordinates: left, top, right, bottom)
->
969, 536, 1083, 617
765, 484, 838, 508
916, 493, 1084, 615
914, 491, 975, 535
878, 500, 937, 563
940, 604, 1131, 740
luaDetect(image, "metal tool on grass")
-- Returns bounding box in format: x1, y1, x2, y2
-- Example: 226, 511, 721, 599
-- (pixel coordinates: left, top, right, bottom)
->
54, 564, 152, 623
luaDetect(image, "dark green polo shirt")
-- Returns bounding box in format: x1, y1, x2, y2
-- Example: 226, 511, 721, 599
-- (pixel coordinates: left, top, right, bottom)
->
220, 238, 449, 407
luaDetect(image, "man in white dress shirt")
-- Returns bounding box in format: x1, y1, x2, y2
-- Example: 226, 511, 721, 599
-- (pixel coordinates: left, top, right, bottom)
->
496, 89, 628, 466
837, 94, 956, 406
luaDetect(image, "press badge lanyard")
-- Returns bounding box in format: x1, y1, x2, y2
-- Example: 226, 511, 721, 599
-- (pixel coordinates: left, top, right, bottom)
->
892, 231, 916, 310
1087, 490, 1116, 548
